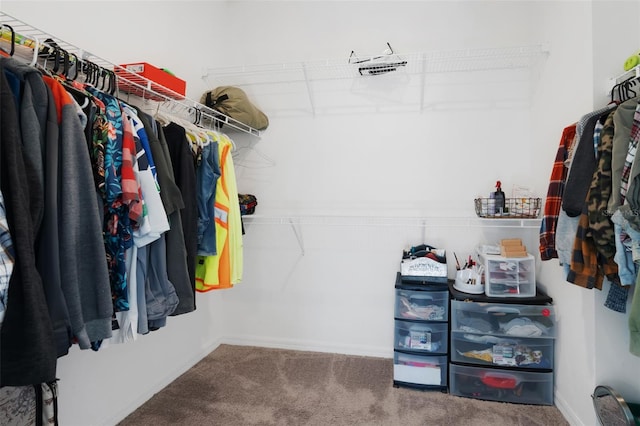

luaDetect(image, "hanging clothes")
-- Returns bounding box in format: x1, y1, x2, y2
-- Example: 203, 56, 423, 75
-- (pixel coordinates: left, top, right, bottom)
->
555, 106, 616, 278
0, 63, 56, 386
44, 76, 113, 348
0, 23, 249, 383
163, 122, 198, 303
196, 133, 243, 291
566, 110, 618, 290
2, 57, 71, 357
135, 108, 194, 316
539, 124, 577, 261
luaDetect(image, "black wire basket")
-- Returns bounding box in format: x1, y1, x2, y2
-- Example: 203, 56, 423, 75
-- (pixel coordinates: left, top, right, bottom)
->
474, 197, 541, 219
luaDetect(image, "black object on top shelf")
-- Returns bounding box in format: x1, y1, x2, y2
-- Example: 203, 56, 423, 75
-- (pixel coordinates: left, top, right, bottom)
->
395, 272, 450, 291
448, 280, 552, 305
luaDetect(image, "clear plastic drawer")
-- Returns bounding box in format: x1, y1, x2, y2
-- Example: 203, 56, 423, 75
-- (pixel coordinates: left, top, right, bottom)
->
449, 364, 553, 405
450, 300, 556, 339
393, 352, 448, 387
450, 331, 554, 370
394, 320, 448, 354
483, 254, 536, 298
394, 289, 449, 321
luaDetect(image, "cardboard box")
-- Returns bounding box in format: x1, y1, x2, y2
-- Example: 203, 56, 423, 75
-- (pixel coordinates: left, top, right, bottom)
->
501, 246, 528, 258
500, 238, 527, 257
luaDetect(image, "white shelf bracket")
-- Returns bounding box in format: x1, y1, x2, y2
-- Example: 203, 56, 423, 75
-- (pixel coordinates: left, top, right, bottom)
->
301, 62, 316, 117
289, 218, 305, 256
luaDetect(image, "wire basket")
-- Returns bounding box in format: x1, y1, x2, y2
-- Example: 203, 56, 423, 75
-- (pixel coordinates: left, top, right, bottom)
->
474, 197, 541, 219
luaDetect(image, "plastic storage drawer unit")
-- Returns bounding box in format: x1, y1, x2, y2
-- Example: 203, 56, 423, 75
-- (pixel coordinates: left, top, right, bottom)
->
450, 332, 554, 370
483, 254, 535, 298
449, 364, 554, 405
394, 320, 448, 353
450, 300, 555, 339
393, 352, 448, 387
395, 288, 449, 321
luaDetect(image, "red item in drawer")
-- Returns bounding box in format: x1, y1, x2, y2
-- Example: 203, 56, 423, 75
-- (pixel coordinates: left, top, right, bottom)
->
115, 62, 186, 100
480, 372, 520, 389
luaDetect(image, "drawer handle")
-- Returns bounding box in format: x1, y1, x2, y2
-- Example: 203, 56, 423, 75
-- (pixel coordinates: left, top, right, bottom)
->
486, 306, 521, 314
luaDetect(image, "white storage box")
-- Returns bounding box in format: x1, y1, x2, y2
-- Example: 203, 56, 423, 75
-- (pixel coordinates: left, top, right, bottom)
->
394, 320, 448, 353
483, 254, 535, 297
393, 352, 448, 386
449, 364, 554, 405
400, 257, 448, 282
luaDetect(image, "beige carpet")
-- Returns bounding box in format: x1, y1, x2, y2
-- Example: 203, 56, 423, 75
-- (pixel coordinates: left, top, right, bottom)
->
118, 344, 569, 426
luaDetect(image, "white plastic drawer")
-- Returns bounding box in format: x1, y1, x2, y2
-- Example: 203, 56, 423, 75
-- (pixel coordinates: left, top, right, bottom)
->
450, 331, 554, 370
449, 364, 554, 405
393, 352, 448, 386
395, 289, 449, 321
450, 300, 555, 339
394, 320, 448, 353
484, 254, 535, 298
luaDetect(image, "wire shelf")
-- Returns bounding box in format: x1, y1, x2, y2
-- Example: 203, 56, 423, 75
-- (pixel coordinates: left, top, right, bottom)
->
203, 45, 549, 84
0, 12, 262, 137
474, 198, 542, 219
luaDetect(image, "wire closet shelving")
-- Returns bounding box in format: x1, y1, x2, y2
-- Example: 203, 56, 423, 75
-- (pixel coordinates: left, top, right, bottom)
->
201, 44, 550, 116
0, 11, 262, 137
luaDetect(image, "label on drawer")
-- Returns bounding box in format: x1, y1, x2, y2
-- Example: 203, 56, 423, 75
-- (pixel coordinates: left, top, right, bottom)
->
410, 330, 433, 350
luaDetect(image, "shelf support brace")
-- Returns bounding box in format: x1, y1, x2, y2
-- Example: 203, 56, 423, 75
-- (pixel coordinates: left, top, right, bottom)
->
289, 218, 305, 256
301, 62, 316, 117
419, 53, 427, 112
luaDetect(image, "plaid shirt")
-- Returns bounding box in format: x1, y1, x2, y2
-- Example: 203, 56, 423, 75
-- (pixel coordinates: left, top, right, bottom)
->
539, 124, 577, 260
0, 190, 14, 326
566, 210, 618, 290
620, 102, 640, 203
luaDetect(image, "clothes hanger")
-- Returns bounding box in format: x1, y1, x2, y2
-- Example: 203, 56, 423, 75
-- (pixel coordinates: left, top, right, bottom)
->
624, 79, 637, 100
610, 81, 621, 104
61, 48, 71, 79
68, 53, 79, 81
0, 24, 15, 57
50, 46, 61, 75
28, 36, 40, 67
108, 70, 117, 95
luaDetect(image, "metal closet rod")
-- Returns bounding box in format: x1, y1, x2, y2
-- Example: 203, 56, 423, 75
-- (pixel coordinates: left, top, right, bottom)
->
0, 12, 261, 137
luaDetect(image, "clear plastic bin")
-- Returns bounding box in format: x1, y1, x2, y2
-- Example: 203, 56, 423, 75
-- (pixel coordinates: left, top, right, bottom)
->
450, 331, 554, 370
394, 288, 449, 321
393, 352, 448, 387
450, 300, 556, 339
483, 254, 536, 298
449, 364, 554, 405
394, 320, 448, 353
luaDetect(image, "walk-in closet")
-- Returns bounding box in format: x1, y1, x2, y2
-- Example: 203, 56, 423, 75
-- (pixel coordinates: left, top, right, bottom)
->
0, 2, 639, 426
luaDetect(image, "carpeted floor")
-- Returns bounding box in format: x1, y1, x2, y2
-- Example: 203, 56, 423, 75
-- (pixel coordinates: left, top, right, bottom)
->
118, 344, 569, 426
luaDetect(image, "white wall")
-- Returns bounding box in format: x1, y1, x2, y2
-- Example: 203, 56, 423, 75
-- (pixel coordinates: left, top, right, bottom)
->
529, 3, 597, 424
3, 1, 640, 426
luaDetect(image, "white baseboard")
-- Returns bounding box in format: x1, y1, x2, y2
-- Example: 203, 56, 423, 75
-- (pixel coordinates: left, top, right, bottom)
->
102, 338, 223, 426
554, 390, 585, 426
221, 335, 394, 359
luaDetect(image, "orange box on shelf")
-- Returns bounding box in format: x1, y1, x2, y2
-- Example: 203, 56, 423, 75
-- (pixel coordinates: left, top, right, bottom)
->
115, 62, 186, 101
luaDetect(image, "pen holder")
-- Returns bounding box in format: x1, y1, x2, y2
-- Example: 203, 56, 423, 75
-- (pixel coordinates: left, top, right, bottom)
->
454, 268, 484, 294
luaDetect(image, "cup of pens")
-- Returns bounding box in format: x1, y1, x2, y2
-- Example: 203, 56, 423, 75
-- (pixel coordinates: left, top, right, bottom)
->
453, 255, 485, 294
